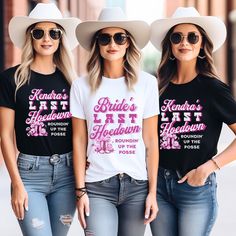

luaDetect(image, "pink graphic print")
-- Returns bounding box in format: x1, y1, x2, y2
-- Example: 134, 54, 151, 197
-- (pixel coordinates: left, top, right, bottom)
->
92, 136, 114, 154
25, 89, 71, 137
160, 99, 206, 150
26, 121, 47, 136
90, 97, 141, 154
160, 133, 181, 149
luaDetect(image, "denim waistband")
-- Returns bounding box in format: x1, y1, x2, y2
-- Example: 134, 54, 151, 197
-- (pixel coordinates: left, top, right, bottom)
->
158, 166, 216, 181
18, 151, 72, 166
158, 167, 182, 179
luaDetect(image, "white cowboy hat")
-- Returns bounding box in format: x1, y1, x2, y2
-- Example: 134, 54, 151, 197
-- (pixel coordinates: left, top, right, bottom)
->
150, 7, 227, 52
8, 3, 80, 50
76, 7, 150, 50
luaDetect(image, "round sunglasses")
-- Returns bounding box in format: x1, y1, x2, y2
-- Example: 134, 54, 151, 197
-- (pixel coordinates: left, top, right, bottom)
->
31, 28, 63, 40
170, 32, 201, 44
96, 33, 129, 46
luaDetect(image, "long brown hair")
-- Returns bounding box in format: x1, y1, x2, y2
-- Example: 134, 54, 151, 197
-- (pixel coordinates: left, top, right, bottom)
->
86, 29, 141, 92
158, 24, 218, 95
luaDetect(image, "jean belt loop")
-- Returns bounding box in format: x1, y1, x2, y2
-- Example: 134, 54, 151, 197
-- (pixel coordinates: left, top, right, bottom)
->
66, 154, 70, 167
35, 156, 40, 169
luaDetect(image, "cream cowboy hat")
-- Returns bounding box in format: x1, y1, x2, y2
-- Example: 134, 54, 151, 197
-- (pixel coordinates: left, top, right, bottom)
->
76, 7, 150, 50
150, 7, 227, 52
8, 3, 80, 50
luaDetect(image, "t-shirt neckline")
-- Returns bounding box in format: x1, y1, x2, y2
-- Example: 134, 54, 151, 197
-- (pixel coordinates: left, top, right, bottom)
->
31, 68, 57, 76
102, 75, 125, 81
169, 74, 199, 87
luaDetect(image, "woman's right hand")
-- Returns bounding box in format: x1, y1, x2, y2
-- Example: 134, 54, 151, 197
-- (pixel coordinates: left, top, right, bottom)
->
77, 193, 90, 229
11, 184, 28, 220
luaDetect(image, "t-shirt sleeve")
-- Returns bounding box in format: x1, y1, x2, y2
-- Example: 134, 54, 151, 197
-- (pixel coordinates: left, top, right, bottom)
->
210, 79, 236, 125
143, 75, 160, 119
70, 79, 86, 119
0, 69, 16, 110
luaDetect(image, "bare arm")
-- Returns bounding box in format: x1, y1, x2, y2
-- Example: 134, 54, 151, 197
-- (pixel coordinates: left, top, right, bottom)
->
0, 107, 28, 219
142, 115, 159, 224
211, 123, 236, 168
72, 117, 89, 228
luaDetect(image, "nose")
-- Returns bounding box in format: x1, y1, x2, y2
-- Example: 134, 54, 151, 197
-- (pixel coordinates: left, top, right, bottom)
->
42, 31, 50, 41
109, 37, 116, 46
180, 35, 189, 45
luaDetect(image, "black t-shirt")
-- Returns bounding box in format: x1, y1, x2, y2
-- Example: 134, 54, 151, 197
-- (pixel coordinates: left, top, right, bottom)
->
0, 66, 72, 155
159, 74, 236, 175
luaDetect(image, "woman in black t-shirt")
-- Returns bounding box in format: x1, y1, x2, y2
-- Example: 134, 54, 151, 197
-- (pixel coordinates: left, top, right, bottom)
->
150, 7, 236, 236
0, 3, 80, 236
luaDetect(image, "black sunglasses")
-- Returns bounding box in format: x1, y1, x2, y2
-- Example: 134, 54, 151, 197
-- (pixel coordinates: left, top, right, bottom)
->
96, 33, 129, 46
170, 32, 201, 44
31, 28, 63, 40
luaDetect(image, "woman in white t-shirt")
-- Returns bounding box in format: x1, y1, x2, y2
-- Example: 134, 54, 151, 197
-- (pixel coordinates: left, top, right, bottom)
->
70, 7, 159, 236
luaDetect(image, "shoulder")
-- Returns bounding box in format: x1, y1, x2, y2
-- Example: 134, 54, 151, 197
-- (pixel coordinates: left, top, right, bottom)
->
139, 71, 157, 81
72, 75, 88, 85
71, 75, 90, 92
138, 71, 158, 86
197, 75, 231, 94
0, 65, 19, 80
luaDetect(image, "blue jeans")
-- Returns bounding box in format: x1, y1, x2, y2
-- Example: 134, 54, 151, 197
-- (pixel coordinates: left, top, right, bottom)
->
16, 152, 76, 236
150, 167, 218, 236
85, 173, 148, 236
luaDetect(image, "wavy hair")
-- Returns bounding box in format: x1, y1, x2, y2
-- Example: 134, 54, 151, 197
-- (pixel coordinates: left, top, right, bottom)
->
86, 30, 141, 92
158, 24, 218, 96
14, 23, 77, 96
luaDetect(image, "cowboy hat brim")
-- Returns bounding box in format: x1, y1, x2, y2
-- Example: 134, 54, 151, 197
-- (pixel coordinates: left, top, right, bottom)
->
9, 16, 80, 50
76, 20, 150, 50
150, 16, 226, 52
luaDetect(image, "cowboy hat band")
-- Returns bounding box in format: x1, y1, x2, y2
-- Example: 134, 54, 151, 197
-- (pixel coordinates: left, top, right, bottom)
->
150, 7, 227, 52
8, 3, 80, 50
76, 7, 150, 51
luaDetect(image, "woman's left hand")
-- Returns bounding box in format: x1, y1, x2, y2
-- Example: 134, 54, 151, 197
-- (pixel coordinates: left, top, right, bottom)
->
144, 192, 158, 225
177, 160, 216, 186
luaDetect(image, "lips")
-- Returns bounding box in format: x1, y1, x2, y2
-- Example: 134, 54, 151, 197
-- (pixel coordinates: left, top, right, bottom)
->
107, 50, 118, 54
179, 49, 191, 53
41, 45, 53, 49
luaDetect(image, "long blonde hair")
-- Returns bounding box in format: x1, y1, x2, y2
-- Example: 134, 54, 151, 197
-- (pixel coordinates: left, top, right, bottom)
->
86, 30, 141, 92
14, 23, 77, 96
158, 24, 218, 96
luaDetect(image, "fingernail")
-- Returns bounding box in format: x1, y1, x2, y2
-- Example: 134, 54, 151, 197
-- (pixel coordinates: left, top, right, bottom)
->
25, 207, 29, 211
86, 212, 90, 217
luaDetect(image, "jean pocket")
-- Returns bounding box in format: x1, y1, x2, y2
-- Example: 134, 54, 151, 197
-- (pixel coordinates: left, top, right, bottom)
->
90, 177, 111, 185
184, 178, 212, 189
17, 159, 35, 172
131, 178, 148, 186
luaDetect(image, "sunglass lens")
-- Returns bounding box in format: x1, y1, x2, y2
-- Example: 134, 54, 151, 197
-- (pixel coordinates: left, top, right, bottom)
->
97, 34, 111, 46
114, 33, 128, 45
170, 33, 182, 44
49, 29, 62, 40
188, 32, 199, 44
32, 29, 44, 40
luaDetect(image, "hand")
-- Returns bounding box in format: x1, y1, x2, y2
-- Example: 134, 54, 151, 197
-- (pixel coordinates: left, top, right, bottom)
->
11, 184, 28, 220
144, 192, 158, 225
178, 160, 217, 187
77, 193, 90, 229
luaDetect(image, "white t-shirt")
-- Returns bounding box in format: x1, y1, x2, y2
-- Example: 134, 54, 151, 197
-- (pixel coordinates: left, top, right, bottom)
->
70, 71, 159, 182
